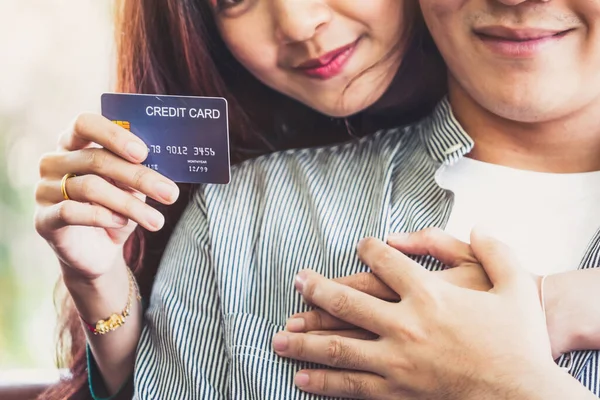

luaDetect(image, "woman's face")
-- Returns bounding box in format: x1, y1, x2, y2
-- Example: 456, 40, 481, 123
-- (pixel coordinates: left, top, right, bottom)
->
212, 0, 407, 117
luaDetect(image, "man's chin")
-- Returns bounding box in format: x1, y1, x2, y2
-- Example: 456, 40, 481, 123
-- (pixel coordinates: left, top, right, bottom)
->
478, 95, 568, 124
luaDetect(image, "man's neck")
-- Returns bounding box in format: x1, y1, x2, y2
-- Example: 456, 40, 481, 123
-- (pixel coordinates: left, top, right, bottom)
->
448, 79, 600, 173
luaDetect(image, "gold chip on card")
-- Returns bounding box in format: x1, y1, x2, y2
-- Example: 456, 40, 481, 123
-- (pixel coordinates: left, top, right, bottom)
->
112, 120, 131, 131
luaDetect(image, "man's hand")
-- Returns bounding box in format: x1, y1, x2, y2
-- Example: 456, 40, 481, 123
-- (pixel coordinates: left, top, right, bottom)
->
272, 228, 561, 400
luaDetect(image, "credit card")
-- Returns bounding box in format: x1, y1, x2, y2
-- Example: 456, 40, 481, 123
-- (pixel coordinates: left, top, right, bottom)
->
101, 93, 230, 184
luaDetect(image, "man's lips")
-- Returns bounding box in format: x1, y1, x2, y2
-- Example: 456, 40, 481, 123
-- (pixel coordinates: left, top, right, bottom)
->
473, 26, 575, 58
473, 26, 572, 41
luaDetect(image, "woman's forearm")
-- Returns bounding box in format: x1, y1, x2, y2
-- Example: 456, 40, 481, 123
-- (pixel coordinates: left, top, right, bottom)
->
505, 364, 597, 400
63, 259, 142, 395
546, 268, 600, 355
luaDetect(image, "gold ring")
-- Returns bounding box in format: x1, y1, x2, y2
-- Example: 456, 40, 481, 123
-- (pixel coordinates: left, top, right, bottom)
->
60, 173, 77, 201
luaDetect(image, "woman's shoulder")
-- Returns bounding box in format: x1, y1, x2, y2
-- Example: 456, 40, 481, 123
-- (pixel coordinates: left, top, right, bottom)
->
191, 121, 425, 211
238, 124, 417, 177
181, 120, 431, 243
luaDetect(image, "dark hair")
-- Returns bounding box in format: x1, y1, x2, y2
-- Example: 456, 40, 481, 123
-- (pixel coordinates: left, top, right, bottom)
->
40, 1, 445, 398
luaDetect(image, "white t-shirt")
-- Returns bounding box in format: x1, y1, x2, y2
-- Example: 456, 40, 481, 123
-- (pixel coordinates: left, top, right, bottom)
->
437, 157, 600, 276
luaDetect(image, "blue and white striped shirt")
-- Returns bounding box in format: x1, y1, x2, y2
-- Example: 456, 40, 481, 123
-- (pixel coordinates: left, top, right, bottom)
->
134, 98, 600, 399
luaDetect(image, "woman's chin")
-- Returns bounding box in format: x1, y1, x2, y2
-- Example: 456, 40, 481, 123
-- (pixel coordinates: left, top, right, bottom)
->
308, 98, 380, 119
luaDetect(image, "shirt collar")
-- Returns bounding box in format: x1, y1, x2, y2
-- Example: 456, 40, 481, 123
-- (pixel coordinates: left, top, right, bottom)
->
420, 97, 475, 165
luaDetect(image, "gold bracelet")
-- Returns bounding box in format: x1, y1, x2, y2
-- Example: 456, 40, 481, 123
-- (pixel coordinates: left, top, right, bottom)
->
81, 268, 142, 335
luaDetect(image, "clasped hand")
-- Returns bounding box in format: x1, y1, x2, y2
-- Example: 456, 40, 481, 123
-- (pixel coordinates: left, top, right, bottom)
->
272, 228, 555, 400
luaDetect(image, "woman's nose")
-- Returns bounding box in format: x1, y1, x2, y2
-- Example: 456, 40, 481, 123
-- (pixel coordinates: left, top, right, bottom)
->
272, 0, 333, 44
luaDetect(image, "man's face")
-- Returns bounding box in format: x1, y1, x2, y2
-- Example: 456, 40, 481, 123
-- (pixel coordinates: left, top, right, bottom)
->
420, 0, 600, 123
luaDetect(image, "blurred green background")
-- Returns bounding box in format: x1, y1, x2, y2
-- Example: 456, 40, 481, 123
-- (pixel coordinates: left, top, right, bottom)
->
0, 1, 113, 382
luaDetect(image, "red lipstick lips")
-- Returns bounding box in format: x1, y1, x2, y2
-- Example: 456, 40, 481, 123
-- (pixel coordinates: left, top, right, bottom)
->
296, 38, 360, 80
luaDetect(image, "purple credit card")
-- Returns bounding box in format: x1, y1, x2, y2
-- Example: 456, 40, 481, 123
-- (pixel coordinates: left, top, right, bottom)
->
101, 93, 230, 184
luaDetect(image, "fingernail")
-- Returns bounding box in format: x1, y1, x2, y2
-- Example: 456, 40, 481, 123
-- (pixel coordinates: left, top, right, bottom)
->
356, 237, 370, 251
146, 209, 165, 229
272, 333, 289, 352
112, 213, 128, 225
387, 232, 410, 242
156, 181, 179, 203
126, 141, 148, 161
295, 372, 310, 387
295, 271, 307, 294
286, 318, 305, 332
